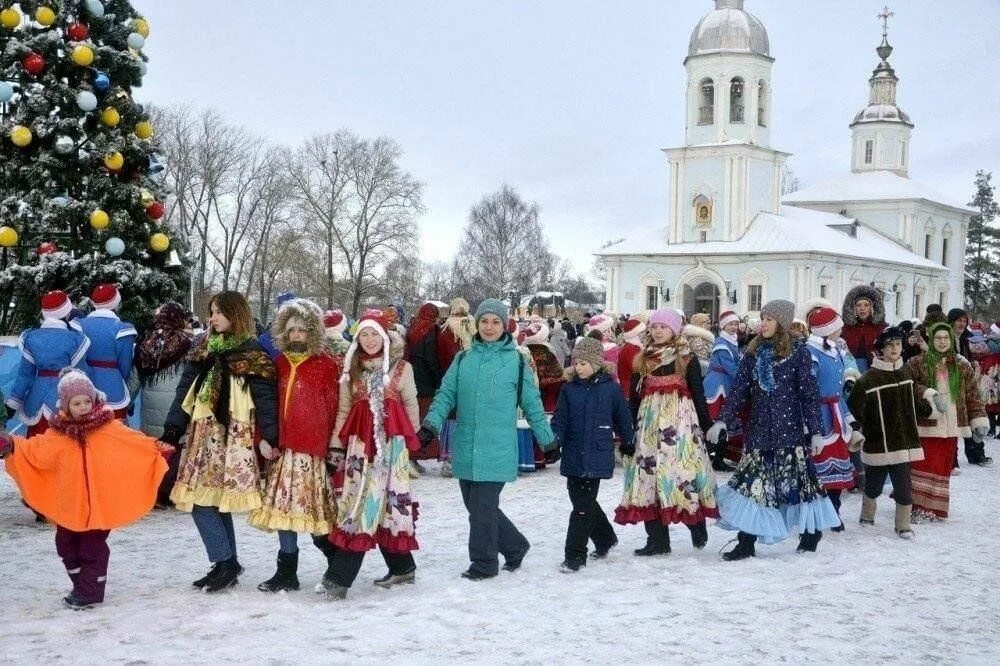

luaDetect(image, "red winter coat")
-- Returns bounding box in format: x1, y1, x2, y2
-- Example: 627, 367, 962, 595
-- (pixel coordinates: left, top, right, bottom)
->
276, 352, 341, 457
841, 320, 887, 366
618, 342, 641, 399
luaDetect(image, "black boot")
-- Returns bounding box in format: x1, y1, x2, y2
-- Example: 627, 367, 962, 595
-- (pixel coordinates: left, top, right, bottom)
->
722, 531, 756, 561
688, 521, 708, 550
796, 530, 823, 553
634, 521, 671, 556
258, 550, 300, 592
193, 558, 243, 589
711, 454, 735, 472
204, 557, 241, 593
312, 535, 339, 590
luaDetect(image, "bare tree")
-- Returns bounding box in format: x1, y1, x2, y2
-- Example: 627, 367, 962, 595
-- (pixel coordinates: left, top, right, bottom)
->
780, 163, 802, 195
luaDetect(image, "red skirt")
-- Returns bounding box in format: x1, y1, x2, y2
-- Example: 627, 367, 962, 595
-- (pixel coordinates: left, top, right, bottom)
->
410, 397, 439, 461
911, 437, 955, 518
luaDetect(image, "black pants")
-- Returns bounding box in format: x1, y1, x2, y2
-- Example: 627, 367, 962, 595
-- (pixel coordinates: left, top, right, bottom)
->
564, 477, 616, 563
864, 462, 912, 505
328, 547, 415, 589
827, 489, 842, 514
459, 480, 529, 576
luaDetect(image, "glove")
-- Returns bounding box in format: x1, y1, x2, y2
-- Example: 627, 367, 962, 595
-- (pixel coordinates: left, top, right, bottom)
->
843, 380, 855, 399
258, 439, 280, 461
810, 434, 825, 456
618, 439, 636, 458
0, 435, 13, 458
705, 421, 726, 446
932, 394, 948, 415
416, 426, 436, 451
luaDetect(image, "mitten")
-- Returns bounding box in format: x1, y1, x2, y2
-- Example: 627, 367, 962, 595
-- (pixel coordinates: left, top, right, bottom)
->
705, 421, 726, 445
810, 434, 825, 456
848, 430, 865, 453
416, 425, 436, 450
258, 439, 280, 461
974, 424, 990, 439
618, 438, 636, 458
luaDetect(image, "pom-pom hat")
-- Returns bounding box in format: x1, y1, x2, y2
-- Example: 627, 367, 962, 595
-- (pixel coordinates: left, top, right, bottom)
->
807, 306, 844, 338
91, 283, 121, 310
41, 290, 72, 320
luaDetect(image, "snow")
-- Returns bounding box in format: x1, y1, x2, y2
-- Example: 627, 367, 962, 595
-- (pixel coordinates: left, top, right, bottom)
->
2, 452, 1000, 663
783, 170, 976, 214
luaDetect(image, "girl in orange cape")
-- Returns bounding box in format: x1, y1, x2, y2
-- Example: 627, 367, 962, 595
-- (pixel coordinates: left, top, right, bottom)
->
0, 370, 171, 609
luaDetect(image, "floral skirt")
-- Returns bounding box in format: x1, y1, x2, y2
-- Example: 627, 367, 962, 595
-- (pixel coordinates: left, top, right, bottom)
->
716, 446, 841, 544
615, 392, 718, 526
911, 436, 954, 518
813, 433, 855, 490
170, 415, 262, 513
330, 434, 418, 553
248, 449, 336, 535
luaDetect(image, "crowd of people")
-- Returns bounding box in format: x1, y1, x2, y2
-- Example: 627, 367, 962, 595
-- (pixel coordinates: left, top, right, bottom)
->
0, 283, 995, 609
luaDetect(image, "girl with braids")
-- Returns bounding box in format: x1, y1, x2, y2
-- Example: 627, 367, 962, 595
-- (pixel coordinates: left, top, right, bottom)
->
159, 291, 279, 593
905, 322, 987, 521
614, 309, 718, 556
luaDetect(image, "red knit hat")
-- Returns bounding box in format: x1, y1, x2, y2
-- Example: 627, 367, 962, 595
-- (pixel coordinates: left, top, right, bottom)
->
41, 290, 72, 320
719, 310, 739, 328
808, 306, 844, 338
91, 283, 121, 310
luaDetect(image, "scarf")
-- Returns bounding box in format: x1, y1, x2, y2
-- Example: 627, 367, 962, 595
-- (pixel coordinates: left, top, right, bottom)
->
752, 340, 777, 393
188, 333, 275, 426
924, 323, 961, 402
49, 405, 115, 445
136, 301, 192, 384
720, 331, 738, 346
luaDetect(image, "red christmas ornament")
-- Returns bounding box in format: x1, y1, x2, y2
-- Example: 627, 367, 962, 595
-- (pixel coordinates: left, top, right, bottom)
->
66, 22, 89, 42
37, 241, 58, 256
23, 53, 45, 76
145, 201, 165, 220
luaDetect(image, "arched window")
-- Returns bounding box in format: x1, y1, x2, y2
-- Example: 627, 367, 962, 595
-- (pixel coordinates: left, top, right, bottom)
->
730, 77, 745, 123
757, 79, 767, 127
699, 78, 714, 125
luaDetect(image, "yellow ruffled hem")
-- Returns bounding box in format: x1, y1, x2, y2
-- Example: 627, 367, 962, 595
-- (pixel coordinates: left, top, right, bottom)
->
170, 484, 262, 514
247, 506, 333, 536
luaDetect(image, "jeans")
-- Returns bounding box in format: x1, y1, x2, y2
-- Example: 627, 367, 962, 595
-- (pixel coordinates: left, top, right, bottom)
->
564, 477, 616, 563
191, 505, 237, 562
278, 530, 298, 554
864, 463, 912, 505
459, 480, 529, 575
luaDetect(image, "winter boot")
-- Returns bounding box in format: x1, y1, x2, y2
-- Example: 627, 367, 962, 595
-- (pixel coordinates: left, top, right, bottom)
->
373, 567, 416, 588
203, 557, 241, 593
62, 594, 97, 610
895, 504, 914, 539
634, 521, 670, 556
688, 521, 709, 550
440, 461, 453, 478
257, 550, 300, 592
502, 544, 530, 572
722, 531, 756, 561
461, 568, 497, 581
319, 578, 349, 599
591, 537, 619, 560
711, 454, 735, 472
193, 559, 243, 589
860, 495, 877, 525
560, 558, 586, 573
796, 530, 823, 554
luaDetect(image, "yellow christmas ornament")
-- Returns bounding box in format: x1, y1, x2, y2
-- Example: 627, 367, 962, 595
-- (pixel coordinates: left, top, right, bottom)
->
90, 209, 110, 230
133, 17, 150, 38
104, 151, 124, 170
134, 120, 153, 139
101, 107, 121, 127
71, 44, 94, 66
0, 226, 18, 247
139, 188, 155, 205
10, 125, 32, 147
0, 8, 20, 29
35, 7, 56, 26
150, 233, 170, 252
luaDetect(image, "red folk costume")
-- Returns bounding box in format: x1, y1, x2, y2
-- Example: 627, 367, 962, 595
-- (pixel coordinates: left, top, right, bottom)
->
524, 319, 564, 412
618, 318, 646, 399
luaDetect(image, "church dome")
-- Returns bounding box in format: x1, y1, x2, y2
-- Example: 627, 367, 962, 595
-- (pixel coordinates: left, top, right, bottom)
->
687, 0, 770, 59
852, 103, 911, 126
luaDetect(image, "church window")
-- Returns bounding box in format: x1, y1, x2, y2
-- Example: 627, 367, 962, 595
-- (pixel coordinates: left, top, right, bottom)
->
748, 285, 763, 312
699, 230, 708, 243
939, 291, 945, 306
913, 291, 921, 316
941, 237, 949, 267
924, 233, 932, 259
864, 140, 873, 164
730, 77, 745, 124
895, 290, 904, 317
819, 284, 828, 299
699, 78, 714, 125
757, 80, 767, 126
645, 285, 659, 310
901, 140, 907, 166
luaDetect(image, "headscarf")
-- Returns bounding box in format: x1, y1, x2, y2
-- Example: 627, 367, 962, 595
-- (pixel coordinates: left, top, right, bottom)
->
406, 303, 439, 357
924, 322, 961, 402
136, 301, 193, 384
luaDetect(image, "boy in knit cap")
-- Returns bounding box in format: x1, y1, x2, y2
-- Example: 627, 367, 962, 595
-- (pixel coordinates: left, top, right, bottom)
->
550, 337, 635, 572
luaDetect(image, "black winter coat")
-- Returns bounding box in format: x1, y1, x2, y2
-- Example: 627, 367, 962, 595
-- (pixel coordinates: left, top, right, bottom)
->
409, 328, 442, 398
551, 371, 634, 479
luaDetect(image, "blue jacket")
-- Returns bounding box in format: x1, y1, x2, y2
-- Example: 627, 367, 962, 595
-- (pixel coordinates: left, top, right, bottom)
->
551, 370, 634, 479
5, 319, 90, 425
719, 339, 822, 452
76, 310, 137, 410
704, 334, 739, 404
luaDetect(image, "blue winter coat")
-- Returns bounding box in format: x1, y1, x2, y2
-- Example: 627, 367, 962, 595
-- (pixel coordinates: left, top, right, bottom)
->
76, 310, 137, 410
719, 339, 822, 452
551, 370, 634, 479
5, 320, 90, 425
424, 333, 554, 483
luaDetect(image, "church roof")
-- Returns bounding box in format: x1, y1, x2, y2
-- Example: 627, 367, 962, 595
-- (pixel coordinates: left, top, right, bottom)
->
782, 170, 975, 214
597, 205, 945, 271
687, 0, 770, 60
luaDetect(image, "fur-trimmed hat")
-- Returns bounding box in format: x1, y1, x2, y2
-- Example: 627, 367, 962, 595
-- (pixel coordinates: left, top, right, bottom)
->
41, 290, 72, 320
807, 306, 844, 338
523, 319, 550, 346
340, 309, 391, 383
876, 326, 905, 351
799, 297, 834, 322
91, 283, 121, 310
842, 285, 885, 326
323, 309, 347, 336
587, 314, 613, 334
273, 298, 325, 356
690, 313, 711, 329
622, 317, 646, 342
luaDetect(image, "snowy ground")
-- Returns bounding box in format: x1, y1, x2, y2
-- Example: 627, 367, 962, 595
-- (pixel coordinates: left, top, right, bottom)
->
2, 446, 1000, 665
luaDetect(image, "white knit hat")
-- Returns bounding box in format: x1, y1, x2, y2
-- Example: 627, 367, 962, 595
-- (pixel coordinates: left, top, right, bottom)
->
339, 310, 391, 384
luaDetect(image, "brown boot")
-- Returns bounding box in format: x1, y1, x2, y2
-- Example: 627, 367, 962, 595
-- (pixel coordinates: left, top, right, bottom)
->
895, 504, 913, 539
860, 495, 877, 525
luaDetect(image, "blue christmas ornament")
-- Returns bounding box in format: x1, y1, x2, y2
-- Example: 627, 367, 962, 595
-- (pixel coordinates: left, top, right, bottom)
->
52, 196, 70, 208
105, 237, 125, 256
85, 0, 105, 18
93, 72, 110, 92
0, 81, 13, 103
127, 32, 145, 50
137, 61, 148, 77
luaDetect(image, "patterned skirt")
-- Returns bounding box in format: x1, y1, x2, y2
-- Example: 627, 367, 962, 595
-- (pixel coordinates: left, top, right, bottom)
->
248, 449, 336, 535
911, 436, 954, 518
170, 415, 262, 513
813, 433, 855, 491
329, 434, 419, 553
615, 391, 719, 526
716, 445, 841, 544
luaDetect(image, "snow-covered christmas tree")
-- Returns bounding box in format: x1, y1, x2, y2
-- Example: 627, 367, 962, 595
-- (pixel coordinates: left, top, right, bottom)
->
0, 0, 185, 334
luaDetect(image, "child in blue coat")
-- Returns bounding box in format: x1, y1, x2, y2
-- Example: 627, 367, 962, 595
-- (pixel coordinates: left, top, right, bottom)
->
550, 337, 635, 572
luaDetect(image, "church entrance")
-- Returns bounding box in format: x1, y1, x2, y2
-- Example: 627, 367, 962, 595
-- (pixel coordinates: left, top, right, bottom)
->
683, 281, 720, 321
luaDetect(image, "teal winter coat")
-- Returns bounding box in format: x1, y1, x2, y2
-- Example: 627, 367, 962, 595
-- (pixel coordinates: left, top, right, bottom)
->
424, 333, 554, 482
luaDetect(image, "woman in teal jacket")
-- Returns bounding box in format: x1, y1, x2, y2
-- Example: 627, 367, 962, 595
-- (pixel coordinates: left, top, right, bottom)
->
420, 299, 554, 580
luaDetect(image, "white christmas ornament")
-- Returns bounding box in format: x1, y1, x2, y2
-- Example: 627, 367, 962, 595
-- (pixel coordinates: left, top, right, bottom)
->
85, 0, 105, 18
76, 90, 98, 111
105, 237, 125, 256
54, 135, 74, 154
52, 196, 70, 208
137, 61, 148, 77
127, 32, 145, 50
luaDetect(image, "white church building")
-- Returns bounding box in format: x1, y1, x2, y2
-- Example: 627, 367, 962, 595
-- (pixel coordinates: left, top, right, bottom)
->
598, 0, 975, 322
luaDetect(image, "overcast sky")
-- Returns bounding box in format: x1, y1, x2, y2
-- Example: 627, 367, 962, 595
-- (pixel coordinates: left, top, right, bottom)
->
137, 0, 999, 274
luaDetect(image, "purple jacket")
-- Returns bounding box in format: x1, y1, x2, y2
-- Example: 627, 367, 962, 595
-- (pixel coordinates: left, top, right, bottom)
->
718, 339, 822, 452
